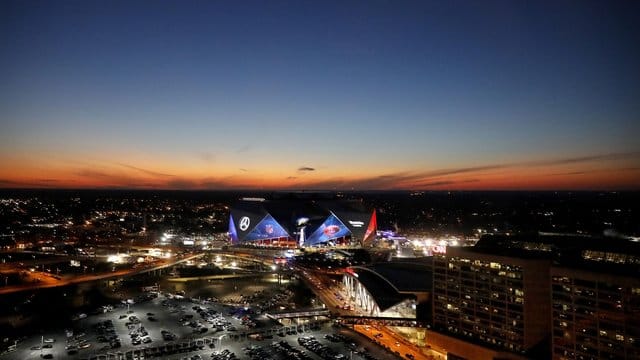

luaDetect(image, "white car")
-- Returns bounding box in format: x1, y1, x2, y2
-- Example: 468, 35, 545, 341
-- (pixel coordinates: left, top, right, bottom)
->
44, 338, 55, 343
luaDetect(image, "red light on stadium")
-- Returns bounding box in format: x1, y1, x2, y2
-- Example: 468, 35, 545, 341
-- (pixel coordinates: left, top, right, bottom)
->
345, 267, 357, 277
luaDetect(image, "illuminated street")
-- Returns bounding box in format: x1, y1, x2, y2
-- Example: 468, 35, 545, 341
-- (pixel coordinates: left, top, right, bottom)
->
0, 254, 204, 295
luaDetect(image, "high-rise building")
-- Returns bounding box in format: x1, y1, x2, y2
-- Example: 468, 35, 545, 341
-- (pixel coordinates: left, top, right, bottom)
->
429, 233, 640, 360
551, 264, 640, 359
432, 246, 551, 359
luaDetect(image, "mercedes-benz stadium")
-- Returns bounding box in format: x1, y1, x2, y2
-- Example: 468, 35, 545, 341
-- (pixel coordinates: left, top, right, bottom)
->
228, 198, 377, 248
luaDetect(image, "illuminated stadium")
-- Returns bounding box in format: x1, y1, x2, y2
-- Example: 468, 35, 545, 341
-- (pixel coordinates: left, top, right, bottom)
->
228, 198, 377, 248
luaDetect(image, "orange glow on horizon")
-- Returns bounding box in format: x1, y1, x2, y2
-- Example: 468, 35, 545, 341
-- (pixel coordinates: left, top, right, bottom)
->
2, 162, 638, 191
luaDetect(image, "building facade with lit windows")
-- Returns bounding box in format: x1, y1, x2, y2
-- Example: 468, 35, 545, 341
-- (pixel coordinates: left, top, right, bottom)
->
432, 246, 551, 360
429, 233, 640, 360
550, 246, 640, 360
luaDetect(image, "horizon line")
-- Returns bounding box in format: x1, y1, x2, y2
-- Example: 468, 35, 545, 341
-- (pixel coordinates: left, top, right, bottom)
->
1, 187, 638, 193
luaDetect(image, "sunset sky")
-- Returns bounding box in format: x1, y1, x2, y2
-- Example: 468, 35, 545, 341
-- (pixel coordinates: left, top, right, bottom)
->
1, 1, 639, 190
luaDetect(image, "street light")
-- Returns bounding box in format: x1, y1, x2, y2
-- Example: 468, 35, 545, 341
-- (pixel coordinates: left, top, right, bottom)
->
216, 334, 226, 348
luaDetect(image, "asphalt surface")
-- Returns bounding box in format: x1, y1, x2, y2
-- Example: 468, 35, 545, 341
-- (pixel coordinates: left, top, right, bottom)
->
1, 292, 404, 360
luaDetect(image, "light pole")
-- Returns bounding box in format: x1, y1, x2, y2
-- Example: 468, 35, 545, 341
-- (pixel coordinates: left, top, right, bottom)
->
216, 334, 226, 348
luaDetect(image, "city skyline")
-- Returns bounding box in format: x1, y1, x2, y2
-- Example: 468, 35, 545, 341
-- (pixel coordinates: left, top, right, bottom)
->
2, 1, 639, 190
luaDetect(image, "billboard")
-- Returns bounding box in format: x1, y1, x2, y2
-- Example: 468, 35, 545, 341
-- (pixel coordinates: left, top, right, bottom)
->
244, 214, 290, 241
305, 213, 351, 246
229, 199, 376, 247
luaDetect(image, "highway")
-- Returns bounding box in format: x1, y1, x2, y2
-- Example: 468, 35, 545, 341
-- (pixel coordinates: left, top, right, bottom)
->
0, 253, 204, 295
298, 266, 442, 360
297, 266, 358, 316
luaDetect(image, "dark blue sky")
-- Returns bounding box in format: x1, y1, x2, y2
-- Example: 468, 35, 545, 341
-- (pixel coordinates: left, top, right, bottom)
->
1, 1, 639, 190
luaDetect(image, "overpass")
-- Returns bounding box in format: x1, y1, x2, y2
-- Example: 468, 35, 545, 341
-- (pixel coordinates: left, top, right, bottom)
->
265, 308, 331, 320
0, 253, 204, 295
335, 315, 426, 328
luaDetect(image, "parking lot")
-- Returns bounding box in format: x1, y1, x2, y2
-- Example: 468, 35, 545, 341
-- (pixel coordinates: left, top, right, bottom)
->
4, 292, 401, 360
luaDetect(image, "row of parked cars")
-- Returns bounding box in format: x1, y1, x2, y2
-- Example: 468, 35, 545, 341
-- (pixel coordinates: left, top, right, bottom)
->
65, 332, 91, 354
93, 319, 121, 350
210, 349, 237, 360
297, 336, 346, 360
271, 340, 313, 360
300, 334, 380, 360
242, 344, 271, 360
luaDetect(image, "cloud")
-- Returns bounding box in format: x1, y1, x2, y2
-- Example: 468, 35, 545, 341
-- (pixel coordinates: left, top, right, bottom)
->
0, 178, 66, 188
239, 168, 248, 172
297, 166, 315, 172
550, 171, 586, 176
236, 145, 251, 153
76, 169, 112, 178
201, 180, 232, 189
418, 165, 507, 178
286, 176, 298, 180
198, 152, 216, 163
402, 151, 640, 184
0, 179, 25, 186
414, 179, 481, 187
288, 152, 637, 190
166, 179, 199, 188
116, 163, 175, 177
293, 174, 481, 190
75, 168, 150, 188
524, 152, 640, 167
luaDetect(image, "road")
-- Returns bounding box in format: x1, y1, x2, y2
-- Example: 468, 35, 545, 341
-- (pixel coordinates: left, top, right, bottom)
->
353, 325, 444, 360
0, 254, 204, 295
298, 267, 444, 360
297, 267, 358, 317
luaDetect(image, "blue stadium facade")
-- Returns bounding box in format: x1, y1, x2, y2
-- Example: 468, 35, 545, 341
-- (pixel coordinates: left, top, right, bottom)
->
229, 198, 377, 248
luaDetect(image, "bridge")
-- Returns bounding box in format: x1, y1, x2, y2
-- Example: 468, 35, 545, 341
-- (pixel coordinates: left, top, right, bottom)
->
0, 253, 204, 295
335, 315, 426, 328
265, 308, 331, 320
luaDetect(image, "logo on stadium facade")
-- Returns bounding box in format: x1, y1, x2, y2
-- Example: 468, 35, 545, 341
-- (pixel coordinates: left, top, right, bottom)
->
239, 216, 251, 231
323, 225, 341, 236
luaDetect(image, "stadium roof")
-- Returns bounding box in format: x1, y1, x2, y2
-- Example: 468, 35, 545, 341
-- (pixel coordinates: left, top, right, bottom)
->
349, 260, 432, 311
229, 198, 376, 246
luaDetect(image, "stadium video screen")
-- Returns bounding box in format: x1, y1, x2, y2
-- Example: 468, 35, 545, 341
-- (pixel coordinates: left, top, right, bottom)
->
244, 214, 290, 241
306, 214, 351, 245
